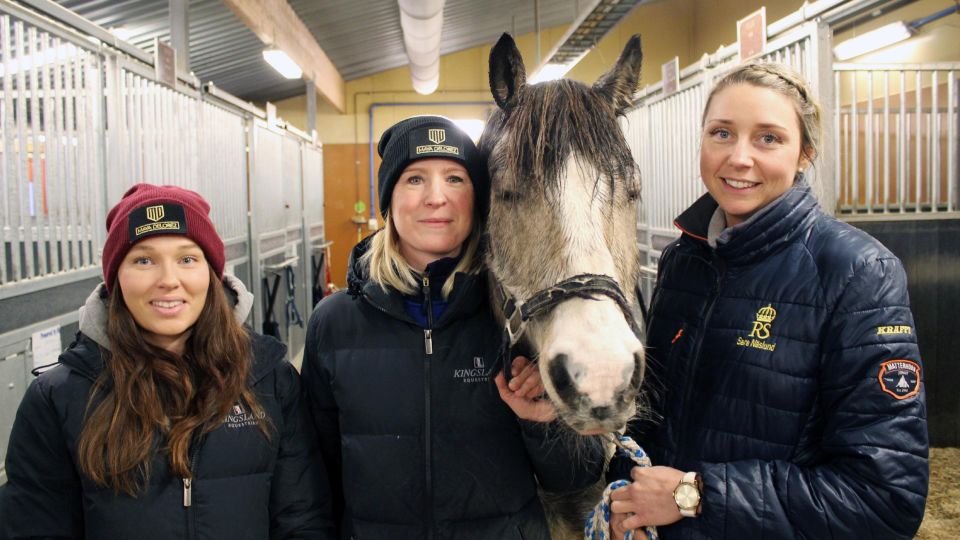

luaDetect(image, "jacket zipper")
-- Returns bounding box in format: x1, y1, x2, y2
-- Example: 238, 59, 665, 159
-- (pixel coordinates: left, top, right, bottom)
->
674, 255, 724, 468
183, 437, 202, 540
422, 274, 434, 540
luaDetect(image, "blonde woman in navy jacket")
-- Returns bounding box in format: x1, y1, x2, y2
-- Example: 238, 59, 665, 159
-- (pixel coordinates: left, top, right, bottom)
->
607, 64, 928, 539
302, 116, 604, 540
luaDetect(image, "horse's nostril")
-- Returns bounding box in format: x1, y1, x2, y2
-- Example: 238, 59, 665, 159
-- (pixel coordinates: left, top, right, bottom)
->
547, 353, 577, 405
591, 406, 612, 420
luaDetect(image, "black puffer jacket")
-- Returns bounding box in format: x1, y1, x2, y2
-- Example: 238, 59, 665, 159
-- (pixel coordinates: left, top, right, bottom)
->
301, 235, 604, 540
631, 185, 928, 539
1, 277, 335, 540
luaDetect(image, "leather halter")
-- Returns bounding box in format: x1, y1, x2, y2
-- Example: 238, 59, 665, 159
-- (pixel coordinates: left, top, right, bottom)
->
494, 273, 642, 377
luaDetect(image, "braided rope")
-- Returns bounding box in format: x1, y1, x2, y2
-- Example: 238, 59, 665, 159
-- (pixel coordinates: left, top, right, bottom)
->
584, 435, 659, 540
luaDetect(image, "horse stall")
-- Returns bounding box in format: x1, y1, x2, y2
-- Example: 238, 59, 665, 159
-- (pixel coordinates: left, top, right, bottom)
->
0, 0, 325, 483
248, 119, 317, 365
624, 1, 960, 519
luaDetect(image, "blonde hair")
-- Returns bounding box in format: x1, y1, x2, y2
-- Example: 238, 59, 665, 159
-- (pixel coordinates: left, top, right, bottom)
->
362, 212, 483, 299
703, 63, 823, 195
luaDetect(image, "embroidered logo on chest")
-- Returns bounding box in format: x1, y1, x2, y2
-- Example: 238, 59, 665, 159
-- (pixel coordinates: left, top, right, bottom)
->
224, 402, 266, 429
735, 304, 778, 352
878, 359, 921, 400
453, 356, 493, 384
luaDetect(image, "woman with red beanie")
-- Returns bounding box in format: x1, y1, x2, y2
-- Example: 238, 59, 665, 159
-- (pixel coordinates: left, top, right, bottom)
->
1, 183, 335, 540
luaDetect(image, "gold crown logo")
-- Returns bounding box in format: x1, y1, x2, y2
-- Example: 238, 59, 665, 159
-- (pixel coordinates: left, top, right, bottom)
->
756, 304, 777, 323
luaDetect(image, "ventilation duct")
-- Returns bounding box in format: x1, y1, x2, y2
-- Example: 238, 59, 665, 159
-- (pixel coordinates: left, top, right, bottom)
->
398, 0, 444, 95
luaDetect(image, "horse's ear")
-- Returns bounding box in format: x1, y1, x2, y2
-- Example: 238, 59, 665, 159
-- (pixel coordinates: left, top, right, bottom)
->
593, 34, 643, 115
489, 33, 526, 112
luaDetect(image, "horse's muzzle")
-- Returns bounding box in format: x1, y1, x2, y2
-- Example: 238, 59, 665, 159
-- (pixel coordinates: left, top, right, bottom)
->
547, 351, 643, 431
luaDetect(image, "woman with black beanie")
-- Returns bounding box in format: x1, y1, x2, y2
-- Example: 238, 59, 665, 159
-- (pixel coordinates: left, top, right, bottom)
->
301, 115, 604, 539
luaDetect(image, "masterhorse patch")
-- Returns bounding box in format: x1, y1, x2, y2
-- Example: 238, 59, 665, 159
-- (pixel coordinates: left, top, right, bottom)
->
878, 359, 921, 400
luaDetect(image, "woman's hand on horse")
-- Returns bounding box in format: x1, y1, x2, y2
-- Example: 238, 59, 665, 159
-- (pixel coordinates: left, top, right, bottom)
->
508, 356, 544, 398
609, 465, 686, 528
494, 356, 558, 423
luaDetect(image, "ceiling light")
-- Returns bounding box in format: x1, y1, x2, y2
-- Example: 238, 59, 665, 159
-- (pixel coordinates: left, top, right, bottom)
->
262, 48, 302, 79
528, 63, 574, 84
834, 21, 914, 60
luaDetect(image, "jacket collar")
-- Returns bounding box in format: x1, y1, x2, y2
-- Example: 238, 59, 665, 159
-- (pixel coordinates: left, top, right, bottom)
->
346, 231, 486, 327
674, 184, 820, 265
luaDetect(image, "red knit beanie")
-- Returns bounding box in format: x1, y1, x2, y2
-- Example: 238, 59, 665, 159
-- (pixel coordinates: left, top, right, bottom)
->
101, 183, 225, 291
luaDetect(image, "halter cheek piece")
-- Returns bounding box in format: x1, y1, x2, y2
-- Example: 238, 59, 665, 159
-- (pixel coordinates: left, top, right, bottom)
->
494, 273, 642, 381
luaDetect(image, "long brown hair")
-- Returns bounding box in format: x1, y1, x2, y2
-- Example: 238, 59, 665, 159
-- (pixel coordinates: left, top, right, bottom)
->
78, 267, 267, 495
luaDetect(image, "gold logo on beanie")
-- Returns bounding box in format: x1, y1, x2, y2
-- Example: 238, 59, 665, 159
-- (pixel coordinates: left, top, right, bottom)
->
145, 205, 165, 222
428, 128, 446, 144
414, 126, 461, 156
130, 203, 187, 239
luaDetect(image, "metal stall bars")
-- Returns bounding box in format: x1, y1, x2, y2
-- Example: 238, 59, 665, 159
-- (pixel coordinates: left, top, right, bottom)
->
302, 141, 330, 307
103, 55, 251, 276
248, 119, 318, 366
0, 2, 106, 295
0, 0, 108, 484
624, 17, 834, 305
834, 63, 959, 217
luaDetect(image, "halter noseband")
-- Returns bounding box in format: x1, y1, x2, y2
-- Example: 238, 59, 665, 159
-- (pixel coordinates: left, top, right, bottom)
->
495, 273, 642, 377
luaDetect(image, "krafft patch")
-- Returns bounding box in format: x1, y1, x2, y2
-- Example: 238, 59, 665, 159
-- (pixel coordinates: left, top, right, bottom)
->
878, 359, 921, 400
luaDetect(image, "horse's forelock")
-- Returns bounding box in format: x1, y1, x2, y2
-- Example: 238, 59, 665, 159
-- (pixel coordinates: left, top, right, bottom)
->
487, 79, 638, 197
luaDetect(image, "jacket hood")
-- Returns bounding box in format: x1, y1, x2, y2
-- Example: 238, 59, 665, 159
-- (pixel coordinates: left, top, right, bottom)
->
675, 183, 820, 265
346, 232, 374, 296
79, 273, 254, 351
344, 230, 488, 327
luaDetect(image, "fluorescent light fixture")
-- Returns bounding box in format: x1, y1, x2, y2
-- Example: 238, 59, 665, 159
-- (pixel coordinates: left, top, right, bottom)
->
528, 63, 574, 84
834, 21, 914, 60
262, 48, 302, 79
452, 119, 485, 142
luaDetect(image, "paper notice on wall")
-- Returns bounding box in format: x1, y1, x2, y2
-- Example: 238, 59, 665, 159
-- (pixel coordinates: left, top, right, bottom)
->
31, 326, 61, 369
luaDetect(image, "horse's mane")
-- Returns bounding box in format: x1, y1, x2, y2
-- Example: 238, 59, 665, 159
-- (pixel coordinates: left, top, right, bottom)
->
481, 79, 639, 200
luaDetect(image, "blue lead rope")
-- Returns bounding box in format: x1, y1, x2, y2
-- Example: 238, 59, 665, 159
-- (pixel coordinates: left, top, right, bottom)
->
584, 435, 659, 540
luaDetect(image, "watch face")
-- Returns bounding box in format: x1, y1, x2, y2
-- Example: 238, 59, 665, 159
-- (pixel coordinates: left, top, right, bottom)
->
675, 483, 700, 509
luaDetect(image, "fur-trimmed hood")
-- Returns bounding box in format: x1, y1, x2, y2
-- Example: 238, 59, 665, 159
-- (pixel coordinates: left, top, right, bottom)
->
78, 273, 254, 351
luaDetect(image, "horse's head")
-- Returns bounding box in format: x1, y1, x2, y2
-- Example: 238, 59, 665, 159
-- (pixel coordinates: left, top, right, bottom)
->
480, 34, 644, 434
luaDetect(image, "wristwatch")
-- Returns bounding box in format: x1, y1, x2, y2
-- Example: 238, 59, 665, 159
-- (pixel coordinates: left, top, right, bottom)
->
673, 471, 703, 518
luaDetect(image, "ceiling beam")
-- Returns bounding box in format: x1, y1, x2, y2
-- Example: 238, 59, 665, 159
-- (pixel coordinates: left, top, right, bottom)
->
221, 0, 345, 112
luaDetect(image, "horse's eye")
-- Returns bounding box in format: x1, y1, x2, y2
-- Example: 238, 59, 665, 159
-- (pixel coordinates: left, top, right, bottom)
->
626, 189, 640, 202
497, 190, 522, 203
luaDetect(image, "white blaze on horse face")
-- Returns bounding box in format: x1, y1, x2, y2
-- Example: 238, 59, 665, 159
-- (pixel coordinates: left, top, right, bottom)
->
539, 155, 642, 412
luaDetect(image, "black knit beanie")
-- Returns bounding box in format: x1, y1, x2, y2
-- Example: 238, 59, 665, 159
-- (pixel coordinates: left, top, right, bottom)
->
377, 115, 489, 219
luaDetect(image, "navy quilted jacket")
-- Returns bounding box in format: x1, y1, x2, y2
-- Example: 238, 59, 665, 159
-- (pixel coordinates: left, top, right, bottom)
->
631, 185, 928, 539
301, 235, 604, 540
